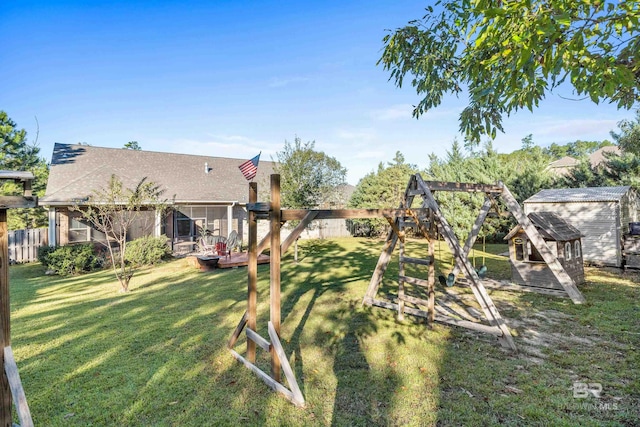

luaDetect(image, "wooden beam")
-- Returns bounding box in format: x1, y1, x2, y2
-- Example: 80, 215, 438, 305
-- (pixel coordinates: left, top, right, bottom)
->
399, 256, 432, 266
268, 322, 304, 406
451, 197, 493, 278
256, 232, 270, 257
0, 171, 34, 181
3, 346, 33, 427
414, 174, 517, 351
280, 211, 319, 254
246, 328, 271, 352
0, 196, 37, 209
428, 234, 435, 323
0, 210, 11, 425
269, 175, 282, 382
227, 311, 247, 349
281, 208, 431, 221
362, 230, 398, 304
230, 350, 302, 406
247, 183, 258, 363
384, 215, 404, 243
399, 275, 430, 288
422, 181, 504, 193
499, 182, 585, 304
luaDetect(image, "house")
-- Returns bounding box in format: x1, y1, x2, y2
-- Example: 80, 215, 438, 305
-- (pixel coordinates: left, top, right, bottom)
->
547, 156, 579, 176
41, 143, 276, 250
505, 211, 585, 290
589, 145, 622, 169
524, 186, 640, 267
546, 146, 622, 176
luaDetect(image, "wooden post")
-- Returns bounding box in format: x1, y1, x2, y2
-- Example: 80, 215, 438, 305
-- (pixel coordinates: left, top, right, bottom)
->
428, 229, 435, 324
0, 209, 11, 426
451, 197, 492, 278
500, 183, 585, 304
269, 175, 282, 381
247, 183, 258, 363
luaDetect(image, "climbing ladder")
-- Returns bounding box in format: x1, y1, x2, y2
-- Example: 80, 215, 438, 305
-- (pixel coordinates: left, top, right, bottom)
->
363, 174, 517, 350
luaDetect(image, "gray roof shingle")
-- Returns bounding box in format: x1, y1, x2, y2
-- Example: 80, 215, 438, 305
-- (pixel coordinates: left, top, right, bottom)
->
524, 186, 632, 204
42, 143, 276, 205
504, 211, 583, 241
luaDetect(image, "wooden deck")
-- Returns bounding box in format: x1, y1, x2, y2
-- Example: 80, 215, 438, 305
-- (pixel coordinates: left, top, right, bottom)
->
218, 252, 270, 269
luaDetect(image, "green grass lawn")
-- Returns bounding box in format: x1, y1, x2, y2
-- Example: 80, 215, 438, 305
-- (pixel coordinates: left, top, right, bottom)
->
8, 238, 640, 426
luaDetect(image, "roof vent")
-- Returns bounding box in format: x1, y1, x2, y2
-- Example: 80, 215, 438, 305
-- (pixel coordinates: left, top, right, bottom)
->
205, 162, 209, 174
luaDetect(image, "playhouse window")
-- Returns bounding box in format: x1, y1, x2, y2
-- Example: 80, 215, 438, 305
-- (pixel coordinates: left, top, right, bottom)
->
574, 240, 581, 258
565, 242, 572, 260
528, 242, 544, 262
514, 238, 525, 261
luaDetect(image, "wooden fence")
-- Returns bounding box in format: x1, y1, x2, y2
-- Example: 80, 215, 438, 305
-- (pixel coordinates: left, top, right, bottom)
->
8, 228, 48, 263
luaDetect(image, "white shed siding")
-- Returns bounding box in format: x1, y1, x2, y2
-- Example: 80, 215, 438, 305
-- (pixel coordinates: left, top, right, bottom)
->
620, 190, 640, 233
524, 201, 621, 266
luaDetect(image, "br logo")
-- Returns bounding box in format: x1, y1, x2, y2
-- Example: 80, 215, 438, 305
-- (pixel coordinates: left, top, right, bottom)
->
573, 382, 603, 398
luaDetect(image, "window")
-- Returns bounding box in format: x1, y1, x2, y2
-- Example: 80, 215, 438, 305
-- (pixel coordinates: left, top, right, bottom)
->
514, 238, 525, 261
69, 217, 89, 242
565, 242, 572, 261
528, 242, 544, 262
574, 240, 581, 258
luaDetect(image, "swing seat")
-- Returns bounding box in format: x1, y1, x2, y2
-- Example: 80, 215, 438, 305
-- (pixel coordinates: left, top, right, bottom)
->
476, 265, 488, 279
438, 275, 447, 286
446, 273, 455, 287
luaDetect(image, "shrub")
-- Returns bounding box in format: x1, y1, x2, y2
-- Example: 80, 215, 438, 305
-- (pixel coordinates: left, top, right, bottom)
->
124, 235, 171, 266
39, 243, 103, 275
37, 245, 56, 266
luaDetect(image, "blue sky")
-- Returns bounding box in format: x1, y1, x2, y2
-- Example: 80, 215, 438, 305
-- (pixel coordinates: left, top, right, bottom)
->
2, 1, 635, 184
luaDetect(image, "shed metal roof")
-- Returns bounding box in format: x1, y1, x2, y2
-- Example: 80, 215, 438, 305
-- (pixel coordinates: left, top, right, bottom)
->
524, 186, 632, 204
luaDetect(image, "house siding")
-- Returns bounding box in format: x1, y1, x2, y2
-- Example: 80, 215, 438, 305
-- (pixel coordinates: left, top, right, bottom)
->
525, 201, 620, 266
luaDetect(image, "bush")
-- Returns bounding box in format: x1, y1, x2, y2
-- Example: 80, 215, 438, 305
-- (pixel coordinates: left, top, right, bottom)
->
37, 245, 56, 266
124, 235, 171, 266
38, 243, 103, 275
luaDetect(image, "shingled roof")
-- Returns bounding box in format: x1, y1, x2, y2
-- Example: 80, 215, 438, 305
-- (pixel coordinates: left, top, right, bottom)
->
42, 143, 276, 205
505, 211, 583, 241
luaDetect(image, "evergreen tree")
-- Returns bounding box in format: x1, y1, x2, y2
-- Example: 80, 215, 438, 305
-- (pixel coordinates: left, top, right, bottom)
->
0, 111, 49, 229
348, 152, 418, 236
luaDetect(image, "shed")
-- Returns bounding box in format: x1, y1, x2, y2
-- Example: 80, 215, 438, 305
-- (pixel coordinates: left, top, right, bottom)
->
524, 186, 639, 267
505, 212, 585, 290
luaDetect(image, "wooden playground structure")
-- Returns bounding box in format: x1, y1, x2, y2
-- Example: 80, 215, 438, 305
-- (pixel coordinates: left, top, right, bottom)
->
0, 171, 35, 427
227, 173, 586, 407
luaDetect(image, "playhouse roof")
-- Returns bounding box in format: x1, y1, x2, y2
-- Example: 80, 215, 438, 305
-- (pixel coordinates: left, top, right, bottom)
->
505, 211, 583, 241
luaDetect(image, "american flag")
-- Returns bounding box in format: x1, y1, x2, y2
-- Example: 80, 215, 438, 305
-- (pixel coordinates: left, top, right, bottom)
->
238, 153, 260, 181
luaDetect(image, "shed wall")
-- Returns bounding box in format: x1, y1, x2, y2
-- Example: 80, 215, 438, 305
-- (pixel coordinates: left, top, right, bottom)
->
524, 201, 621, 266
620, 190, 640, 234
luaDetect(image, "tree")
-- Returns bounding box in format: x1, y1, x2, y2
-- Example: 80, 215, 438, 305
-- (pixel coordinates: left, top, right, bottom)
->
349, 151, 418, 236
0, 111, 49, 229
124, 141, 141, 150
274, 137, 347, 209
379, 1, 640, 144
73, 175, 170, 292
611, 109, 640, 154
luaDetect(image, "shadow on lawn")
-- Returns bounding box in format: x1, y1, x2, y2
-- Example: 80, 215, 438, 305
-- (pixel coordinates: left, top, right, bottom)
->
11, 237, 639, 425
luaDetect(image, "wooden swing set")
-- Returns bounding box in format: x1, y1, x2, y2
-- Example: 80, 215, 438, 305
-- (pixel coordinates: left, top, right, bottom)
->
227, 173, 585, 407
0, 171, 36, 427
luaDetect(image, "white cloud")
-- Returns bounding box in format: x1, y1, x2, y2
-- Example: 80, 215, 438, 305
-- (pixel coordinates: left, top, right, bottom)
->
335, 128, 377, 142
267, 76, 311, 88
370, 104, 413, 121
533, 118, 619, 139
167, 135, 280, 160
